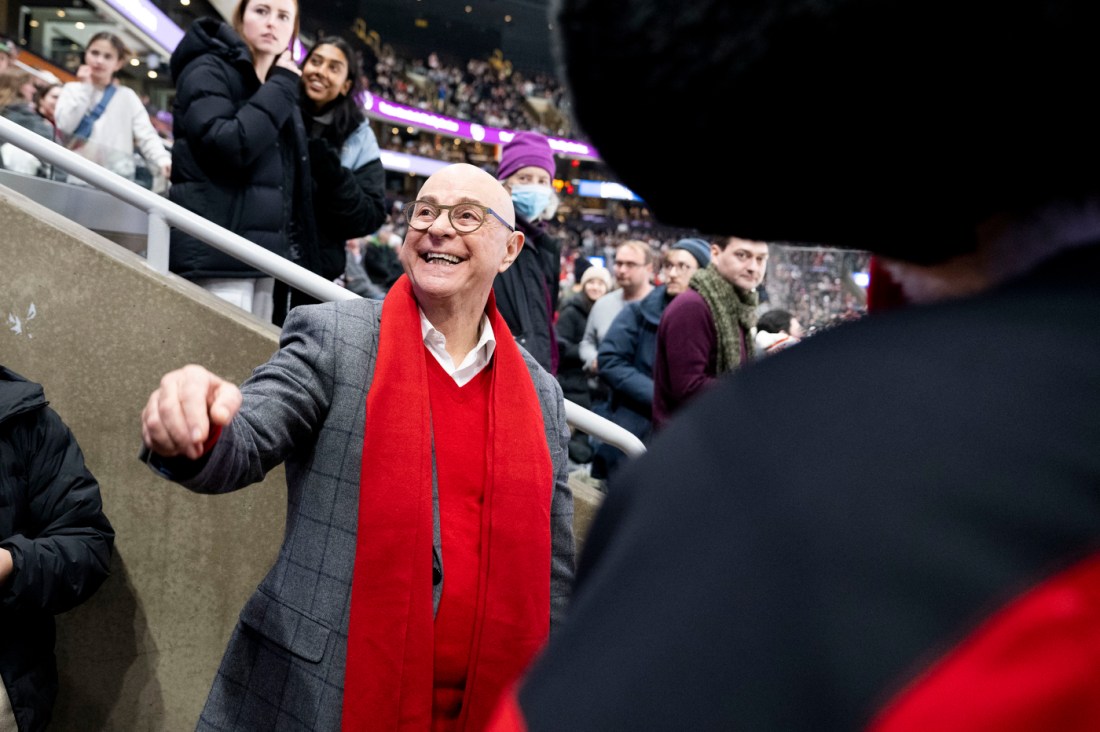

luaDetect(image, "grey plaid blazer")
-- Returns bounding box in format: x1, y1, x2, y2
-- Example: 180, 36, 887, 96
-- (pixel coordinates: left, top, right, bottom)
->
174, 298, 575, 731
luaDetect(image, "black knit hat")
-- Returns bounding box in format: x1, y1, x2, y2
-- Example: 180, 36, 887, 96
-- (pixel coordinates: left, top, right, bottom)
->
553, 0, 1100, 263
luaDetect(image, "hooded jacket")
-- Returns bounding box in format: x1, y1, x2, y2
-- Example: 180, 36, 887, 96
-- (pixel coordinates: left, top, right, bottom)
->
0, 366, 114, 732
168, 17, 317, 279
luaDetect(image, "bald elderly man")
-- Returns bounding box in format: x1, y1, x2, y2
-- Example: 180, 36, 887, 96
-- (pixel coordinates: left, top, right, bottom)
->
140, 163, 574, 731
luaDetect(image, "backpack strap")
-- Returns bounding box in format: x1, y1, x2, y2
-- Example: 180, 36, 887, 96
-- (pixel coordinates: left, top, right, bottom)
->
72, 84, 117, 141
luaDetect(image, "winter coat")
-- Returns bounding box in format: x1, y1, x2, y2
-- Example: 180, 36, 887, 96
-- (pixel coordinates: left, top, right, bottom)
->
168, 17, 317, 279
555, 291, 595, 408
0, 366, 114, 732
597, 285, 669, 441
493, 216, 561, 373
309, 117, 387, 281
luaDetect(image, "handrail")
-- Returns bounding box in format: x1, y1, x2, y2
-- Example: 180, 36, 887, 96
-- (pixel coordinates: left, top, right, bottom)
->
0, 117, 647, 458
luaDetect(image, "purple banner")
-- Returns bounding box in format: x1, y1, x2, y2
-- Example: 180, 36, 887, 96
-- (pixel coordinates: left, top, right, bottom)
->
360, 91, 600, 161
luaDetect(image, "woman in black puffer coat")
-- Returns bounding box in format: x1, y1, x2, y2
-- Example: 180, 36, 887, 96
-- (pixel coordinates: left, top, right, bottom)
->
168, 0, 316, 323
0, 366, 114, 732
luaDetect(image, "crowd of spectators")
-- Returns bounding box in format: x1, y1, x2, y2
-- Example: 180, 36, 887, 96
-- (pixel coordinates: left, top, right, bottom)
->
764, 245, 869, 332
366, 45, 574, 138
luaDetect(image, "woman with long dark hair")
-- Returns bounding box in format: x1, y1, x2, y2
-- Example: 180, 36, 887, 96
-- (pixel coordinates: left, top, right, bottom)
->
276, 35, 387, 318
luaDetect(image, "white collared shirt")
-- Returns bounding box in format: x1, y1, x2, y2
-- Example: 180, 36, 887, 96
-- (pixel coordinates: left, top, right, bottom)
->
419, 309, 497, 387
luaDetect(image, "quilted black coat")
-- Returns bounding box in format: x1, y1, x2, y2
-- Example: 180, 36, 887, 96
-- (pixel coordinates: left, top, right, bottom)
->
0, 366, 114, 732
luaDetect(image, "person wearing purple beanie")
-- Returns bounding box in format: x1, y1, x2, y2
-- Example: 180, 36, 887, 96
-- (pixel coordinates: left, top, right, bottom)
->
492, 131, 562, 374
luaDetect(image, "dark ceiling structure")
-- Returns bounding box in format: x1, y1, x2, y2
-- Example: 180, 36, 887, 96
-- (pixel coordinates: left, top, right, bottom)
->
302, 0, 560, 76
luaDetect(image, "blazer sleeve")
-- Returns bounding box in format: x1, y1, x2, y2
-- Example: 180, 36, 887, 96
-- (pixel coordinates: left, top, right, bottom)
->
0, 407, 114, 614
157, 304, 337, 493
176, 58, 300, 170
543, 373, 576, 633
597, 304, 653, 407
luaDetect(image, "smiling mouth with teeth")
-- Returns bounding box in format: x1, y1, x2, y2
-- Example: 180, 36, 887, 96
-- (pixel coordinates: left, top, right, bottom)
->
424, 253, 463, 265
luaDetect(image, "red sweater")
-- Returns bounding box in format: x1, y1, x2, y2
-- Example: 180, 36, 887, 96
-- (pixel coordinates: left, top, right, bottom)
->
427, 356, 492, 731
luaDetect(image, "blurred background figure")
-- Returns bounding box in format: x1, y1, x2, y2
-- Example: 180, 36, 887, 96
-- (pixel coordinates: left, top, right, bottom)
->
0, 38, 16, 71
54, 33, 171, 187
32, 83, 61, 137
340, 238, 387, 299
0, 68, 53, 176
556, 262, 611, 468
593, 237, 710, 482
754, 308, 803, 355
494, 130, 563, 373
652, 236, 769, 431
579, 239, 654, 461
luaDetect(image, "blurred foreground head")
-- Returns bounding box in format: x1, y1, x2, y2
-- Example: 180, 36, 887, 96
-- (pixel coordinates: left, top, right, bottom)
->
552, 0, 1100, 264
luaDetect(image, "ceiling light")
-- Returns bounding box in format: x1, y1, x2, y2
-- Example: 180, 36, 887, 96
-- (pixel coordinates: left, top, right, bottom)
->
181, 0, 191, 5
504, 15, 512, 22
56, 9, 66, 17
130, 58, 140, 66
75, 21, 85, 29
148, 70, 158, 79
465, 5, 473, 12
28, 19, 39, 28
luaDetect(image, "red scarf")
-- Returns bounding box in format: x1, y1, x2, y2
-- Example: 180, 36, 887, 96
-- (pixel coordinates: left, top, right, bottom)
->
343, 276, 553, 730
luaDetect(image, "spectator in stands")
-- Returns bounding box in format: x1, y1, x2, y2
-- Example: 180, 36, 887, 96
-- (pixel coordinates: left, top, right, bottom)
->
594, 237, 710, 478
167, 0, 315, 323
274, 35, 388, 323
0, 68, 54, 176
357, 222, 405, 292
1, 365, 114, 732
652, 236, 769, 430
493, 131, 563, 373
754, 307, 803, 355
54, 33, 171, 184
340, 237, 386, 299
139, 162, 573, 731
32, 83, 61, 134
0, 39, 16, 72
579, 239, 654, 476
490, 2, 1100, 729
556, 263, 611, 465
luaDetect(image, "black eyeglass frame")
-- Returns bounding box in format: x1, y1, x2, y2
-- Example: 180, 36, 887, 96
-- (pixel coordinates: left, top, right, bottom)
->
403, 200, 515, 233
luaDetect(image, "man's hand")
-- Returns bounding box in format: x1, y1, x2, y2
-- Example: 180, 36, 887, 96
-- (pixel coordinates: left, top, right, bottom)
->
141, 365, 242, 460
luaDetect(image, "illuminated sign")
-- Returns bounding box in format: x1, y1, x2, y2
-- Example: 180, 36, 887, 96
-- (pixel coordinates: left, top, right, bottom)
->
575, 179, 642, 202
357, 92, 600, 161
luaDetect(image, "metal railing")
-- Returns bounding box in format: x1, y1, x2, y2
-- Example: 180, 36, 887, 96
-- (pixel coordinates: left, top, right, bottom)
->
0, 117, 647, 458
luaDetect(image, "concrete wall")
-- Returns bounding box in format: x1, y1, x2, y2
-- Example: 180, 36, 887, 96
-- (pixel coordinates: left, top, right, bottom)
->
0, 182, 605, 729
1, 184, 287, 730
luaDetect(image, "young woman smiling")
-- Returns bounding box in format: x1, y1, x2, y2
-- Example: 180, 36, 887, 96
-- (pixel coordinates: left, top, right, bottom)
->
54, 32, 171, 183
275, 36, 387, 318
167, 0, 319, 324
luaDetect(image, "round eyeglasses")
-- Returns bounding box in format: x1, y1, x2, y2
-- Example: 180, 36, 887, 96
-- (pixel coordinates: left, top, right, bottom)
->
403, 200, 515, 233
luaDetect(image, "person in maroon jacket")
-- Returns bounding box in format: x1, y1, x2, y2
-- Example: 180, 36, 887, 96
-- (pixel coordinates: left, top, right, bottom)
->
651, 235, 768, 431
486, 0, 1100, 730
